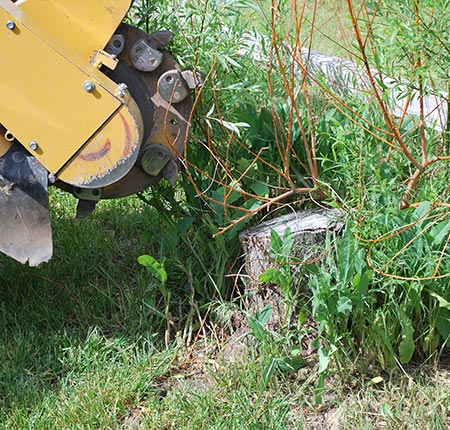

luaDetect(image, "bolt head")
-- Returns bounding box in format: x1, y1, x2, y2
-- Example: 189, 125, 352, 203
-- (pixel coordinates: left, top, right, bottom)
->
6, 20, 15, 30
29, 141, 38, 151
83, 80, 95, 93
116, 83, 128, 98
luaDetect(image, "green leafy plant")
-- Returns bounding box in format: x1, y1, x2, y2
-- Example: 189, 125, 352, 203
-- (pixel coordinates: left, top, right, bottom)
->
247, 304, 303, 390
132, 0, 450, 381
259, 228, 294, 307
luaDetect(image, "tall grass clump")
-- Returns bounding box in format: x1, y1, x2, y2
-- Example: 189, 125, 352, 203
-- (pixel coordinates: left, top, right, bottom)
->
130, 0, 449, 377
312, 0, 450, 369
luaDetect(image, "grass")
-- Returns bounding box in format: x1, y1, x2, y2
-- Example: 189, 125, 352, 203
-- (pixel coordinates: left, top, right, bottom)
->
336, 369, 450, 429
0, 190, 449, 428
1, 0, 449, 427
248, 0, 353, 55
299, 0, 353, 55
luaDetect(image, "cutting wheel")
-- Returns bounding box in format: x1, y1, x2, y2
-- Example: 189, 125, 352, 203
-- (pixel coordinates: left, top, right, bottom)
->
58, 23, 194, 201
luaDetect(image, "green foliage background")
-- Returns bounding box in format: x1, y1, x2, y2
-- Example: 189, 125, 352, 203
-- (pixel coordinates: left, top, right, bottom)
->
131, 0, 450, 372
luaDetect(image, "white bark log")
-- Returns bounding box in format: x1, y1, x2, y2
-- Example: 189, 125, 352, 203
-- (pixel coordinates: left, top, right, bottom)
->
299, 48, 448, 132
238, 34, 448, 132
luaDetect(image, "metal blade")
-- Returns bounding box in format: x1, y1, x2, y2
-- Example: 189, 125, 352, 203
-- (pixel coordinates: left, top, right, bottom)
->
0, 144, 52, 266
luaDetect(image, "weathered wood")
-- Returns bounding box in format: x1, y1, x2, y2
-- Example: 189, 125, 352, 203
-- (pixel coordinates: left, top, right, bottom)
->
239, 208, 343, 285
238, 34, 448, 131
298, 48, 448, 132
222, 208, 344, 348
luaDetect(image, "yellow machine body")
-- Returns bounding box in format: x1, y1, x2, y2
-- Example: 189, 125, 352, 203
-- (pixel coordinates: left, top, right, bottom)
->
0, 0, 141, 185
0, 0, 195, 266
15, 0, 132, 65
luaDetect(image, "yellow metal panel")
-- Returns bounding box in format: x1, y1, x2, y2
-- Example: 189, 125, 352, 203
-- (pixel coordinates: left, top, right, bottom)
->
0, 125, 12, 157
58, 98, 143, 187
15, 0, 132, 65
0, 6, 121, 173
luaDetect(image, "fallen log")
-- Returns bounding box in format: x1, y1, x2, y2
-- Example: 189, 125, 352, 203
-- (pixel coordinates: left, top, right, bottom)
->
299, 48, 448, 132
238, 34, 448, 132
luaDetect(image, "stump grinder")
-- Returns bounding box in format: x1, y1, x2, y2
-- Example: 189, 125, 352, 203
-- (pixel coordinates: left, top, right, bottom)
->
0, 0, 198, 265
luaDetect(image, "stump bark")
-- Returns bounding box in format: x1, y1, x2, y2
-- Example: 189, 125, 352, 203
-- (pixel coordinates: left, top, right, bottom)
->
238, 208, 344, 331
239, 208, 343, 284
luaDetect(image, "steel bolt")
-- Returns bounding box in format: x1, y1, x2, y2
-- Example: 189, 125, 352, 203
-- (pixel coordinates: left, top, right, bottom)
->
83, 80, 95, 93
116, 83, 128, 98
29, 141, 38, 151
6, 20, 15, 30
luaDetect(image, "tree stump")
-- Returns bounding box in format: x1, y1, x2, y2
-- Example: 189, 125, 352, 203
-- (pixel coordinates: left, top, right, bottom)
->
237, 208, 344, 331
239, 209, 343, 283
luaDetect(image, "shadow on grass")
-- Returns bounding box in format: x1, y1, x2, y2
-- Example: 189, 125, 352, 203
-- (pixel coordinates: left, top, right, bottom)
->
0, 193, 171, 415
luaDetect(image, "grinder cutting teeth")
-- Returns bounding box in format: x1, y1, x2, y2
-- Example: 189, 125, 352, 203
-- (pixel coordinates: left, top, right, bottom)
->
0, 0, 200, 266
